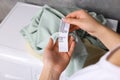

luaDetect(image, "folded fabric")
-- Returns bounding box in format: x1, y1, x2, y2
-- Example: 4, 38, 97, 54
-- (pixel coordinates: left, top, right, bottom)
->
21, 5, 64, 53
82, 39, 106, 67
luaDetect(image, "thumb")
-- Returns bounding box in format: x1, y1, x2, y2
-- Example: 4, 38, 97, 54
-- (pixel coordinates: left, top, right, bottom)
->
63, 18, 81, 28
46, 38, 54, 50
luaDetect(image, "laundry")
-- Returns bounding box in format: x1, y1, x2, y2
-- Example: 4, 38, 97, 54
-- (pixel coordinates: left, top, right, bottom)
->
20, 5, 118, 77
21, 5, 64, 53
82, 39, 106, 67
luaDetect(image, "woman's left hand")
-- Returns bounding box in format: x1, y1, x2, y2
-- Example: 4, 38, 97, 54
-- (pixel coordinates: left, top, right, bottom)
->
43, 36, 75, 74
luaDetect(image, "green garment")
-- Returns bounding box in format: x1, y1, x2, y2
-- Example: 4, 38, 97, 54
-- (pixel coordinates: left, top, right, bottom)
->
20, 5, 107, 77
21, 5, 107, 52
21, 5, 64, 53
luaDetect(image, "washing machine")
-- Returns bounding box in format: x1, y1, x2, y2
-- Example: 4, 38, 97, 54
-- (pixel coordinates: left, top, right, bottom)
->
0, 2, 43, 80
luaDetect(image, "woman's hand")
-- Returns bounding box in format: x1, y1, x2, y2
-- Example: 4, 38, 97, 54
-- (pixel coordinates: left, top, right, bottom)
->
43, 36, 75, 74
64, 9, 103, 36
64, 9, 120, 51
39, 36, 75, 80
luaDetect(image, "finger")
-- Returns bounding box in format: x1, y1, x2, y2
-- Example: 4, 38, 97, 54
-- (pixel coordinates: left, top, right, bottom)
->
66, 10, 81, 18
68, 40, 75, 57
68, 36, 74, 49
64, 18, 82, 28
66, 9, 85, 18
54, 39, 58, 48
46, 38, 54, 50
68, 36, 74, 50
53, 39, 59, 52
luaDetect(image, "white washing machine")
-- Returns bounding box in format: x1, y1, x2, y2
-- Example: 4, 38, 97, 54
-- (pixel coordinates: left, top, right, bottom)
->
0, 2, 43, 80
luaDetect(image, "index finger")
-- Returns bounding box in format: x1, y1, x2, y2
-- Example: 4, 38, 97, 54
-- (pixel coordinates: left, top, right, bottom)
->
66, 9, 84, 18
68, 40, 75, 57
68, 36, 75, 57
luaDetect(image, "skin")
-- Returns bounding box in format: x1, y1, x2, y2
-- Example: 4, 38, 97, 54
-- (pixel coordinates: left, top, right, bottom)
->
40, 36, 75, 80
39, 9, 120, 80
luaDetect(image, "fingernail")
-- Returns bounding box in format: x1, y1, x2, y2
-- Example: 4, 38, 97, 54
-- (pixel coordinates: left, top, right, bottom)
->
71, 36, 75, 41
62, 18, 66, 21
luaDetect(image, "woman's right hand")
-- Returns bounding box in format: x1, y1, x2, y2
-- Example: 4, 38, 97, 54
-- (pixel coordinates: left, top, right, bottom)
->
64, 9, 103, 36
64, 9, 120, 51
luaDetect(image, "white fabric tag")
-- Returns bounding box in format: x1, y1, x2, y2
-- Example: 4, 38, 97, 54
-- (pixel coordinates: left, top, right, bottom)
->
59, 19, 70, 52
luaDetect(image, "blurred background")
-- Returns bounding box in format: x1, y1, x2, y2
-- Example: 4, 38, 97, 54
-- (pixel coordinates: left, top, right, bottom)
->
0, 0, 120, 23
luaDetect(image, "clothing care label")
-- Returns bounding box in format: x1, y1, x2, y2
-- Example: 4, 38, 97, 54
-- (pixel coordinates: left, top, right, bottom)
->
59, 19, 70, 52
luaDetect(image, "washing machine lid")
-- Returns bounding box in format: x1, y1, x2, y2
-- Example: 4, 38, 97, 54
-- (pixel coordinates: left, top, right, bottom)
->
0, 2, 43, 65
0, 2, 41, 52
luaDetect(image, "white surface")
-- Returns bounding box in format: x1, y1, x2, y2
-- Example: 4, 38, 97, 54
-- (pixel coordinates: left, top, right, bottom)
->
0, 2, 43, 80
0, 2, 41, 51
0, 58, 31, 80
